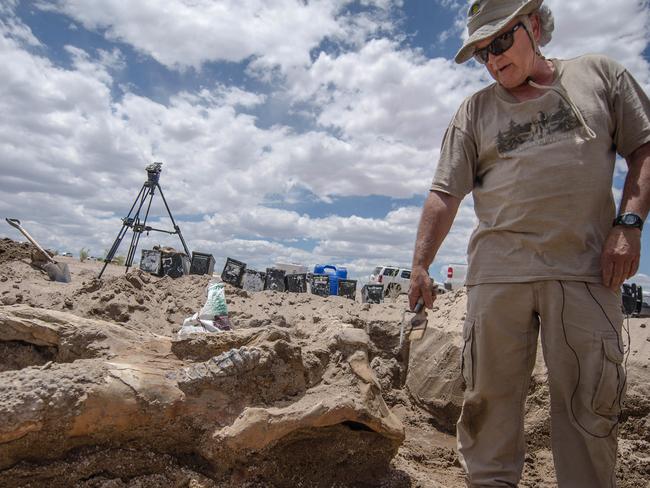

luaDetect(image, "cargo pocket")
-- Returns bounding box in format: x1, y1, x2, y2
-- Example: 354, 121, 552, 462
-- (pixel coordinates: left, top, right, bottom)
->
461, 319, 475, 391
592, 337, 626, 416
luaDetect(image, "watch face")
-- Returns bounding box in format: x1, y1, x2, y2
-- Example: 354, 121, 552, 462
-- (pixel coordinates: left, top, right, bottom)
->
623, 214, 637, 225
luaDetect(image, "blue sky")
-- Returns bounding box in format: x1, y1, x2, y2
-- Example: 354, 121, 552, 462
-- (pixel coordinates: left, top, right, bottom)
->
1, 0, 649, 285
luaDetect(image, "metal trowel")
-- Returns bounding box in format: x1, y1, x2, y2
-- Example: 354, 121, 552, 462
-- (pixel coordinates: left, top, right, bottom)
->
399, 298, 428, 347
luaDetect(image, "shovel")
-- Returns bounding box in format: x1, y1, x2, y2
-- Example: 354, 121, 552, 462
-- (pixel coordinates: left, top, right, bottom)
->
5, 218, 71, 283
399, 298, 428, 347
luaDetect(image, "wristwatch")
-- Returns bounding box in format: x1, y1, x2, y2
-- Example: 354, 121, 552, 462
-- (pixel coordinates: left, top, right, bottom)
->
613, 212, 644, 231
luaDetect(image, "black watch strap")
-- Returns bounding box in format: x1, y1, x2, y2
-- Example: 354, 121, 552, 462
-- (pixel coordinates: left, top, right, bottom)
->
613, 212, 644, 231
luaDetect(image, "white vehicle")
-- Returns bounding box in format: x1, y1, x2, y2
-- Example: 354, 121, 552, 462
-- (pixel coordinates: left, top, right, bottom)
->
369, 266, 412, 296
369, 265, 444, 297
444, 263, 468, 291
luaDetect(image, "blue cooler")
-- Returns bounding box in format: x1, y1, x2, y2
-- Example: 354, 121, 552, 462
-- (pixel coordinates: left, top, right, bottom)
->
334, 267, 348, 295
313, 264, 347, 295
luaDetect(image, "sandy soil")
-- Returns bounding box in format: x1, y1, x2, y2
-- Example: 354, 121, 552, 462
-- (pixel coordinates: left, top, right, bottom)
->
0, 238, 648, 487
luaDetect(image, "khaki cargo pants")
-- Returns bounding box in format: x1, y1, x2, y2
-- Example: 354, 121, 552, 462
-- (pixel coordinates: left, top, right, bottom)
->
457, 281, 626, 488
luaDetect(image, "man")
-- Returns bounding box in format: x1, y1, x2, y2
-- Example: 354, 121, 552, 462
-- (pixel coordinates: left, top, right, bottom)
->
408, 0, 650, 486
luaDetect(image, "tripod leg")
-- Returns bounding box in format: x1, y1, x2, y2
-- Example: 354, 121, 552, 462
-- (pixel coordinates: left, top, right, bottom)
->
157, 183, 191, 257
124, 189, 155, 273
98, 222, 130, 279
124, 222, 140, 272
98, 183, 149, 279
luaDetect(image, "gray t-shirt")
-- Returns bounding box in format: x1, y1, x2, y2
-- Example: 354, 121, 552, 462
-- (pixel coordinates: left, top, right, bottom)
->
431, 54, 650, 286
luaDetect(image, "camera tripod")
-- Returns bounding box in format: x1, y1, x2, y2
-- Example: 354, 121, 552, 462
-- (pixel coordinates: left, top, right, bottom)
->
98, 162, 191, 279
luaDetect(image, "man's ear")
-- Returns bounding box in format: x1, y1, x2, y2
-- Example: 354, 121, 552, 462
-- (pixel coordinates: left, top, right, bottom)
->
529, 13, 542, 42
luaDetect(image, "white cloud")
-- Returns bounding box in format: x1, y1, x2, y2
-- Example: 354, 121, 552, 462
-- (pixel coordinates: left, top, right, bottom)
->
97, 47, 126, 72
64, 45, 117, 85
0, 10, 41, 46
36, 0, 396, 73
542, 0, 650, 83
0, 1, 18, 15
436, 0, 463, 9
213, 85, 267, 108
290, 39, 485, 148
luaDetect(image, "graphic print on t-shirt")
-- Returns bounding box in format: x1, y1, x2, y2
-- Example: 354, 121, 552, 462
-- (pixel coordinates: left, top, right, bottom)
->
496, 100, 581, 154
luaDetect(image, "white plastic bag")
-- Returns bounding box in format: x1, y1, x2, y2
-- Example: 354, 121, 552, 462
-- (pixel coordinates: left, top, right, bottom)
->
177, 313, 209, 338
177, 281, 233, 338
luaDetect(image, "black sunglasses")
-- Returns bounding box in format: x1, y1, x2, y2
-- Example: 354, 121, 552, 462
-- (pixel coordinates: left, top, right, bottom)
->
473, 22, 524, 64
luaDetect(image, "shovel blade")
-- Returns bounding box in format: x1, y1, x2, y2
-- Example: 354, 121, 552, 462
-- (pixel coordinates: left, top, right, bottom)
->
42, 262, 71, 283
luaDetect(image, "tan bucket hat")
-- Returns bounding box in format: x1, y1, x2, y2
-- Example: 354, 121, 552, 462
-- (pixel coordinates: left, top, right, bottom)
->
455, 0, 543, 64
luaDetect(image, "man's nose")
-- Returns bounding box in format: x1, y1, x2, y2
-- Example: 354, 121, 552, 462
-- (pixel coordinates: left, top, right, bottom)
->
487, 51, 501, 65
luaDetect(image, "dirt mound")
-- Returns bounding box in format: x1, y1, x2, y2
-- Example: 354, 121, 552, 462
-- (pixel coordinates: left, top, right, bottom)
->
0, 238, 32, 265
72, 271, 209, 334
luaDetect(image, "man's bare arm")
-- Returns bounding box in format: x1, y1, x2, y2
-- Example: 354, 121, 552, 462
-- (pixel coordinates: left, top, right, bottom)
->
409, 190, 462, 309
602, 141, 650, 289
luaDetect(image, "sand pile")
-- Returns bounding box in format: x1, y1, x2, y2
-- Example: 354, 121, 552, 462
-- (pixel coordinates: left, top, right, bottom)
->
0, 238, 648, 487
0, 238, 33, 265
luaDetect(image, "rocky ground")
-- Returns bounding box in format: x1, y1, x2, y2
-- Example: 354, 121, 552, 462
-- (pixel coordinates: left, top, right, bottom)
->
0, 237, 648, 487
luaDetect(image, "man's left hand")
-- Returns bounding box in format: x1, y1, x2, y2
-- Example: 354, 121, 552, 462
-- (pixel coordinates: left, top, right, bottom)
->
601, 226, 641, 290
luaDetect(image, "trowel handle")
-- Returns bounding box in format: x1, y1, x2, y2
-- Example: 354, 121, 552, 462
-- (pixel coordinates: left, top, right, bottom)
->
5, 218, 55, 263
412, 298, 425, 314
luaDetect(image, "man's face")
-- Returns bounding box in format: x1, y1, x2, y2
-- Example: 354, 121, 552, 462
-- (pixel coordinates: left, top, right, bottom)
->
474, 16, 538, 89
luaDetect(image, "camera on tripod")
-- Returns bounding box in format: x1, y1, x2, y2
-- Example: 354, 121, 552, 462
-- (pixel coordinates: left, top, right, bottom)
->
98, 161, 190, 279
146, 162, 163, 185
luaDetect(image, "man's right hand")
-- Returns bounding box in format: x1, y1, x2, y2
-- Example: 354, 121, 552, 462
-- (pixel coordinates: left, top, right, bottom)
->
408, 266, 436, 310
408, 190, 460, 311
